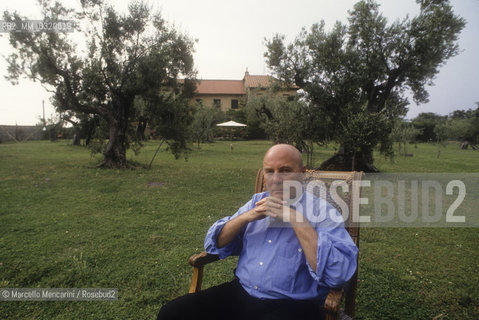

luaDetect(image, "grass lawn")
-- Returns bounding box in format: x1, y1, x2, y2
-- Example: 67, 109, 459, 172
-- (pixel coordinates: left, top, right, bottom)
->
0, 140, 478, 319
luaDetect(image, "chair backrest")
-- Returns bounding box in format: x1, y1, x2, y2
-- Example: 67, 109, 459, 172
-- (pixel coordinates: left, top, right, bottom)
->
254, 168, 364, 316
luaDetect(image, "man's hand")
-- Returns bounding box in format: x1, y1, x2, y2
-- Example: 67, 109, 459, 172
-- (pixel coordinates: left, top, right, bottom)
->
254, 197, 307, 224
254, 196, 293, 222
217, 195, 318, 271
217, 197, 290, 248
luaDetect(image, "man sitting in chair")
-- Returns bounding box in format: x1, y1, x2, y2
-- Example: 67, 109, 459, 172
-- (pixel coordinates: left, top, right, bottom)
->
157, 144, 358, 320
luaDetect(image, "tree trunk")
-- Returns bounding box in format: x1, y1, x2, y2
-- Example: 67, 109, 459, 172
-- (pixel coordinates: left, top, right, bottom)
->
136, 116, 148, 141
304, 140, 314, 169
72, 134, 81, 145
101, 100, 130, 168
318, 145, 379, 172
85, 126, 93, 146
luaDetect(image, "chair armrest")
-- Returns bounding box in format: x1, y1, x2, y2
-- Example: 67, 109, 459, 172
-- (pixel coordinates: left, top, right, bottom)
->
188, 252, 220, 293
188, 251, 220, 268
323, 289, 342, 319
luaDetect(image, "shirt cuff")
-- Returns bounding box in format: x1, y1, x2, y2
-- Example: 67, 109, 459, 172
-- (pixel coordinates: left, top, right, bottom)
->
307, 231, 328, 283
307, 230, 358, 288
204, 216, 241, 259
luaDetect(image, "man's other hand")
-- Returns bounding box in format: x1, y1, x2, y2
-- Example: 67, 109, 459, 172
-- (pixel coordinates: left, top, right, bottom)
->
254, 196, 291, 221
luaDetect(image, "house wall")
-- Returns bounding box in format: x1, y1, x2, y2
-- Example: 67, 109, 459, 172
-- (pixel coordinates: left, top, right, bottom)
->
247, 87, 298, 99
190, 94, 245, 111
190, 90, 297, 112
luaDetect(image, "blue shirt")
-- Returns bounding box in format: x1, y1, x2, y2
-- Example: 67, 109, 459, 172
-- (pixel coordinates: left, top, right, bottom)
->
205, 191, 358, 300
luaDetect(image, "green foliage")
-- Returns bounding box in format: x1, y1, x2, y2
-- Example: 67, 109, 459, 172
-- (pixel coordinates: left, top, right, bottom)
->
410, 104, 479, 145
433, 120, 449, 158
391, 120, 422, 157
243, 103, 267, 140
190, 103, 225, 148
40, 114, 66, 142
412, 112, 446, 142
447, 118, 475, 143
434, 121, 449, 144
146, 93, 194, 160
87, 138, 105, 159
247, 91, 301, 144
86, 117, 109, 156
225, 109, 246, 124
446, 104, 479, 144
340, 106, 394, 159
245, 89, 326, 167
264, 0, 465, 168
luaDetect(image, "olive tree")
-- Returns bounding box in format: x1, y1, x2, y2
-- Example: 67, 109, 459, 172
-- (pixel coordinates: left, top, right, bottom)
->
265, 0, 465, 171
4, 0, 196, 167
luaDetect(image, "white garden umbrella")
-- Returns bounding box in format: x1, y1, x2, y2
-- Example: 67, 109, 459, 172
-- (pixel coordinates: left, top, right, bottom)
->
216, 120, 247, 127
216, 121, 246, 141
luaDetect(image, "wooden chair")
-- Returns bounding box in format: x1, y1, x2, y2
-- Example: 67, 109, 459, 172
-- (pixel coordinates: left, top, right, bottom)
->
188, 169, 364, 320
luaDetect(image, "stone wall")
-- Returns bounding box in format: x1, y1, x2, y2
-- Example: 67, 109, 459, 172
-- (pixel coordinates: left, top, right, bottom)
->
0, 125, 44, 142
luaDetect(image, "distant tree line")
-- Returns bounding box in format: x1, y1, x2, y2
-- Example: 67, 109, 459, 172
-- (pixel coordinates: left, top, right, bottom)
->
409, 103, 479, 144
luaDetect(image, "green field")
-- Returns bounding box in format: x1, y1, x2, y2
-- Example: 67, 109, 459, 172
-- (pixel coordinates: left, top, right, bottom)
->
0, 140, 478, 319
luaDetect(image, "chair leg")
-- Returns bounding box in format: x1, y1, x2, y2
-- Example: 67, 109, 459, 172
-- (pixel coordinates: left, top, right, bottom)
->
344, 271, 358, 317
325, 310, 340, 320
188, 266, 204, 293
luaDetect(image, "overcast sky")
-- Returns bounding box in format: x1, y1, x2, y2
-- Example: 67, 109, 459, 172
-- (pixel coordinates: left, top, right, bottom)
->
1, 0, 478, 125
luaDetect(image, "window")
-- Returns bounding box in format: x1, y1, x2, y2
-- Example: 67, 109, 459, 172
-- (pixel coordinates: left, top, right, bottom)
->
213, 99, 221, 108
231, 99, 239, 109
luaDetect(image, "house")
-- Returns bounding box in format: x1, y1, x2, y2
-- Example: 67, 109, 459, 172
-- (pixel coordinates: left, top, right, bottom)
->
191, 70, 298, 111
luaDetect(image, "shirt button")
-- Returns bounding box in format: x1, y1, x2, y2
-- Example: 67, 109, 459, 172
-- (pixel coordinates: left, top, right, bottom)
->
254, 285, 258, 290
298, 248, 302, 253
268, 240, 272, 243
259, 262, 263, 266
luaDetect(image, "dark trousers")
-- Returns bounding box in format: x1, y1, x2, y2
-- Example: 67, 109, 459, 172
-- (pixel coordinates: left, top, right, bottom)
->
156, 278, 325, 320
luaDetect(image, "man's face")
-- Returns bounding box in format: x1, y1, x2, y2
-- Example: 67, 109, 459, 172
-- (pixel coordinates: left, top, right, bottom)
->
263, 147, 304, 200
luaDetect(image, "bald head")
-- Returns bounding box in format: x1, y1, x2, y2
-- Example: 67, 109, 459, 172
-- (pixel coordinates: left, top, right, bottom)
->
262, 144, 304, 199
263, 144, 304, 172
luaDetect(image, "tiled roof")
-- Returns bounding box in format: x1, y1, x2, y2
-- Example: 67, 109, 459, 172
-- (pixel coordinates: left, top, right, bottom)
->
244, 75, 274, 88
192, 73, 296, 95
195, 80, 245, 95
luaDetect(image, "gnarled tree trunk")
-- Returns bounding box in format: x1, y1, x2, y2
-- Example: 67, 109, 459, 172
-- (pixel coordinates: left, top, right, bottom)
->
101, 100, 130, 168
318, 146, 379, 172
